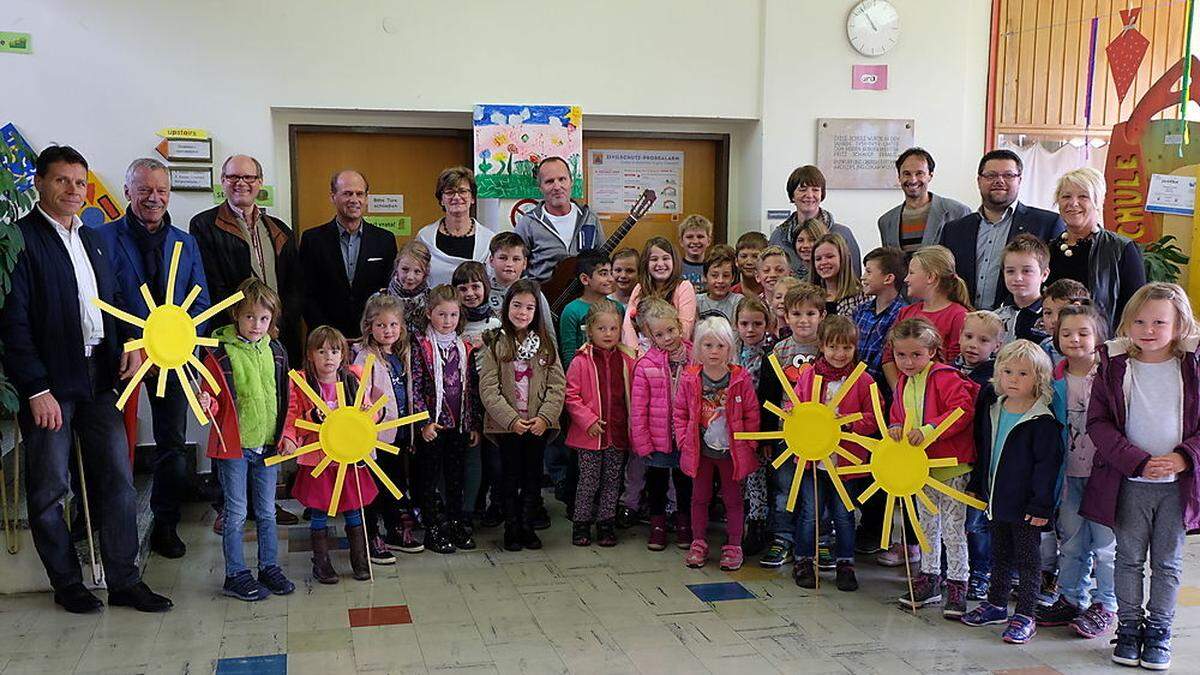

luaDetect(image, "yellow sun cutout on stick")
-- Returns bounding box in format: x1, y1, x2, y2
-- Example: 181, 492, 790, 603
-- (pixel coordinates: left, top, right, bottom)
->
92, 241, 244, 425
264, 354, 429, 516
733, 354, 874, 513
835, 382, 988, 553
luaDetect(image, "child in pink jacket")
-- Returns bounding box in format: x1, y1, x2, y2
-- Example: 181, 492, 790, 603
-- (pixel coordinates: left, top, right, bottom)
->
564, 301, 635, 547
630, 298, 694, 551
673, 317, 761, 571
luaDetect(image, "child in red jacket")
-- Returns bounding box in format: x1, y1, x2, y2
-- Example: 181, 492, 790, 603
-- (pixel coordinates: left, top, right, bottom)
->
673, 316, 761, 571
564, 300, 635, 547
790, 316, 877, 591
888, 317, 979, 618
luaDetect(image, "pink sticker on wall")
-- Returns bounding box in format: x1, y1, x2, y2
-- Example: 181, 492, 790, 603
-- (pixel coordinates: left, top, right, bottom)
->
852, 64, 888, 90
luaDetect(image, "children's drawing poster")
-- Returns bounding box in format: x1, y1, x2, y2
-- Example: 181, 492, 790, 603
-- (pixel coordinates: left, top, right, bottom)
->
1, 123, 123, 227
473, 104, 582, 199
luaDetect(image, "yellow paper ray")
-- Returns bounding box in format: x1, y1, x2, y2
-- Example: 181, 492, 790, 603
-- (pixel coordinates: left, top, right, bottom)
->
822, 458, 856, 511
786, 461, 803, 512
768, 354, 801, 409
364, 456, 402, 498
335, 382, 347, 409
917, 408, 964, 452
311, 455, 333, 478
810, 373, 823, 403
124, 339, 145, 353
842, 432, 878, 449
288, 371, 333, 417
180, 286, 202, 313
869, 383, 887, 437
156, 369, 169, 398
375, 441, 401, 455
880, 496, 896, 550
328, 462, 348, 516
835, 413, 864, 427
92, 298, 146, 329
833, 445, 863, 465
772, 451, 794, 470
179, 373, 209, 425
295, 419, 322, 433
925, 477, 987, 510
116, 359, 153, 409
856, 480, 883, 504
737, 431, 785, 442
265, 442, 323, 465
377, 411, 431, 431
904, 495, 930, 551
915, 487, 938, 515
187, 356, 220, 395
355, 355, 374, 408
191, 291, 244, 328
196, 336, 219, 348
166, 242, 181, 302
140, 285, 157, 313
763, 400, 788, 420
928, 457, 958, 468
829, 362, 867, 408
365, 396, 386, 419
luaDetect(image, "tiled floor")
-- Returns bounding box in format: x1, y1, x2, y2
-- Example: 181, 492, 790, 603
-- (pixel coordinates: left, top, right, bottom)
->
1, 499, 1199, 674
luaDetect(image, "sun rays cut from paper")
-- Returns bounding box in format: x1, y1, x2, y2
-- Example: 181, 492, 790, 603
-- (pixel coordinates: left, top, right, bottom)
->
733, 354, 987, 553
92, 241, 243, 425
264, 355, 429, 516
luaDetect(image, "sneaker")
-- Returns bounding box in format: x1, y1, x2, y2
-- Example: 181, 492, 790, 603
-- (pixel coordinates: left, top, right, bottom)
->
1071, 603, 1116, 639
792, 558, 817, 588
369, 536, 396, 565
1002, 614, 1037, 644
943, 579, 966, 619
835, 562, 858, 592
212, 509, 224, 535
223, 570, 269, 602
387, 514, 425, 554
967, 574, 990, 601
817, 545, 835, 570
1037, 570, 1058, 606
1111, 620, 1142, 667
257, 565, 295, 596
898, 573, 941, 608
759, 539, 793, 568
684, 540, 709, 568
647, 516, 668, 551
424, 526, 456, 554
854, 537, 884, 556
961, 602, 1009, 627
719, 545, 743, 571
572, 522, 593, 547
448, 521, 476, 550
1140, 623, 1172, 670
877, 543, 921, 567
274, 504, 300, 526
1036, 596, 1081, 627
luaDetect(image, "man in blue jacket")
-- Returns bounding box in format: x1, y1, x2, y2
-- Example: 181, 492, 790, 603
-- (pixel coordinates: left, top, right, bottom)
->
0, 146, 172, 613
939, 149, 1065, 310
92, 157, 209, 559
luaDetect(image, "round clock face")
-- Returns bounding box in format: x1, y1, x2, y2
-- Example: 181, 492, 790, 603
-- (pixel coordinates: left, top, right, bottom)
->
848, 0, 900, 57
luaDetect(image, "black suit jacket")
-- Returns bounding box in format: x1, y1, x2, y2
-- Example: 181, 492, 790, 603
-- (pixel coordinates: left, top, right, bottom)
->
938, 202, 1065, 310
0, 208, 132, 402
297, 219, 397, 338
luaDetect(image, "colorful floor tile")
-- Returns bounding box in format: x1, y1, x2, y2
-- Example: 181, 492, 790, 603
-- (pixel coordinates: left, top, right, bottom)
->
348, 604, 413, 627
686, 581, 756, 602
216, 653, 287, 674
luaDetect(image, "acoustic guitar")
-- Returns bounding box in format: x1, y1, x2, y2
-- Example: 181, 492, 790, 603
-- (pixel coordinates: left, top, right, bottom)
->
544, 189, 656, 314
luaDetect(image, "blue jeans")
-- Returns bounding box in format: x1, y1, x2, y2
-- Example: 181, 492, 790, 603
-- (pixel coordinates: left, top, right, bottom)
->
769, 447, 797, 544
793, 469, 854, 561
1058, 476, 1117, 610
217, 448, 279, 577
310, 509, 362, 529
966, 506, 991, 581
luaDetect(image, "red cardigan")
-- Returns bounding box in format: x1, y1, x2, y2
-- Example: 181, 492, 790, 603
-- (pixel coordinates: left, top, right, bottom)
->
888, 361, 979, 464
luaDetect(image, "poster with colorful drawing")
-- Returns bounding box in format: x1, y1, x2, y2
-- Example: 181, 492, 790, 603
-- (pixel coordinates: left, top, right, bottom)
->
473, 104, 582, 199
2, 123, 38, 229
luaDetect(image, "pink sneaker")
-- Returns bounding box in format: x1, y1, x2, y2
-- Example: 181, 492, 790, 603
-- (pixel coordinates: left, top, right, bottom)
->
719, 545, 744, 571
877, 543, 922, 567
684, 539, 709, 568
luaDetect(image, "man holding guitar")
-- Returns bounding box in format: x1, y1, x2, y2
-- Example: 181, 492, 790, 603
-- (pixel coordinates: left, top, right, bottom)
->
515, 157, 605, 285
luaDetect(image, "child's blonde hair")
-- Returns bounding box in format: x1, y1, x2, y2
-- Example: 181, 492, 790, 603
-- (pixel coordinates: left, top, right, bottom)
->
396, 239, 431, 273
636, 297, 681, 334
691, 316, 736, 361
359, 292, 409, 357
809, 233, 860, 302
584, 298, 623, 333
911, 245, 973, 309
889, 317, 943, 351
230, 278, 281, 338
757, 245, 790, 268
678, 214, 713, 239
993, 339, 1054, 402
963, 310, 1003, 339
1117, 282, 1199, 357
817, 314, 858, 351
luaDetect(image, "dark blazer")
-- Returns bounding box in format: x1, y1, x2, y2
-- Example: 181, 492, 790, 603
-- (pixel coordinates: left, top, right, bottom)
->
91, 210, 211, 329
939, 202, 1065, 309
0, 208, 132, 402
297, 219, 397, 339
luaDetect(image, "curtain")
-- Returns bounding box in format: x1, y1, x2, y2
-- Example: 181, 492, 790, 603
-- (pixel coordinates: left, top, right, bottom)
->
998, 140, 1108, 212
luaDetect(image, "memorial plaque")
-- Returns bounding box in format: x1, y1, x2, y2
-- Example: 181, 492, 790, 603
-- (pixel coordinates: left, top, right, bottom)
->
816, 118, 914, 189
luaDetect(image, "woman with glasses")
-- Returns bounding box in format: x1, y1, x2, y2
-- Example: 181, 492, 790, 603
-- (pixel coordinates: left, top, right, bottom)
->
414, 166, 497, 287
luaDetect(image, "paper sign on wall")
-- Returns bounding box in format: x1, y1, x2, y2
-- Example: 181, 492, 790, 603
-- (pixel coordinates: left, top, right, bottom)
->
213, 185, 274, 207
852, 65, 888, 90
368, 194, 404, 213
372, 215, 412, 237
1145, 173, 1196, 215
588, 149, 683, 215
0, 32, 31, 54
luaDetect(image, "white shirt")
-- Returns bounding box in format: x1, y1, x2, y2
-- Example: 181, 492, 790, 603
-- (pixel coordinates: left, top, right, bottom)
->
38, 206, 104, 347
1126, 357, 1183, 483
544, 204, 580, 246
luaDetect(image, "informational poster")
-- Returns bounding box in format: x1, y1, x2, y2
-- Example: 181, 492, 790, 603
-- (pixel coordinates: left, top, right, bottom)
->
816, 118, 914, 189
1145, 173, 1196, 215
587, 149, 683, 215
473, 104, 583, 199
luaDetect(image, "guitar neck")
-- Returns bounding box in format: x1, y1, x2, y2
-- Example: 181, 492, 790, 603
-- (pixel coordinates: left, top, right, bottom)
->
599, 214, 638, 254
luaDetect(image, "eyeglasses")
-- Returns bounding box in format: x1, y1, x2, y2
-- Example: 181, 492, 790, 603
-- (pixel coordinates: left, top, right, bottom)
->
442, 188, 472, 197
223, 174, 262, 184
979, 172, 1021, 182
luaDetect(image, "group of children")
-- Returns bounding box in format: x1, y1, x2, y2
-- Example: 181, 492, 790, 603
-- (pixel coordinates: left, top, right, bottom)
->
198, 212, 1198, 670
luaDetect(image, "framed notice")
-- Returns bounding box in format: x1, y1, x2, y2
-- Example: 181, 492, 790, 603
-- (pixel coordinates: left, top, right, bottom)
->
169, 166, 213, 192
587, 149, 683, 215
816, 118, 914, 189
155, 137, 213, 163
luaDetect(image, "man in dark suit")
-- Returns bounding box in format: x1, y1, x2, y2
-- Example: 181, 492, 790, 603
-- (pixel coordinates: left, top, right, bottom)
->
0, 146, 172, 613
938, 149, 1065, 310
298, 169, 397, 339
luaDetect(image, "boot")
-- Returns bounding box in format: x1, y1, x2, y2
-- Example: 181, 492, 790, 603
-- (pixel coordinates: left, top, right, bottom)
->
675, 511, 692, 550
647, 515, 668, 551
310, 528, 339, 584
346, 524, 370, 581
503, 524, 523, 552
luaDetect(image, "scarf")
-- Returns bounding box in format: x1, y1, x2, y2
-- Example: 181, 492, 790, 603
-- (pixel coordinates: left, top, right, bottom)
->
388, 275, 429, 300
515, 331, 541, 362
127, 213, 169, 304
465, 302, 493, 324
813, 356, 855, 383
427, 326, 466, 426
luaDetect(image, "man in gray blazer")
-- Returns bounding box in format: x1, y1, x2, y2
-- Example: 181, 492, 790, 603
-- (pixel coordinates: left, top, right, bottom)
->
877, 147, 970, 254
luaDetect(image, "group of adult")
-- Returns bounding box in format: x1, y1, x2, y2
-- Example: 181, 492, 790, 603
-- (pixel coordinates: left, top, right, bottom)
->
0, 139, 1140, 615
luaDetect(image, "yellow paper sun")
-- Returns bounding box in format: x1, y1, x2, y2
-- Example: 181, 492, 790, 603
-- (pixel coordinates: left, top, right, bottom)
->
733, 354, 874, 513
264, 354, 429, 516
834, 384, 988, 553
93, 241, 244, 425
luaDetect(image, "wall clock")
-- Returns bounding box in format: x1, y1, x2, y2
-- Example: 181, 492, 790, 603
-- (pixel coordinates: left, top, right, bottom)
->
848, 0, 900, 57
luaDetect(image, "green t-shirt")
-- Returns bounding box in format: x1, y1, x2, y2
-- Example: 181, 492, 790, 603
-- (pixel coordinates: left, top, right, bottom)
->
559, 297, 625, 369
